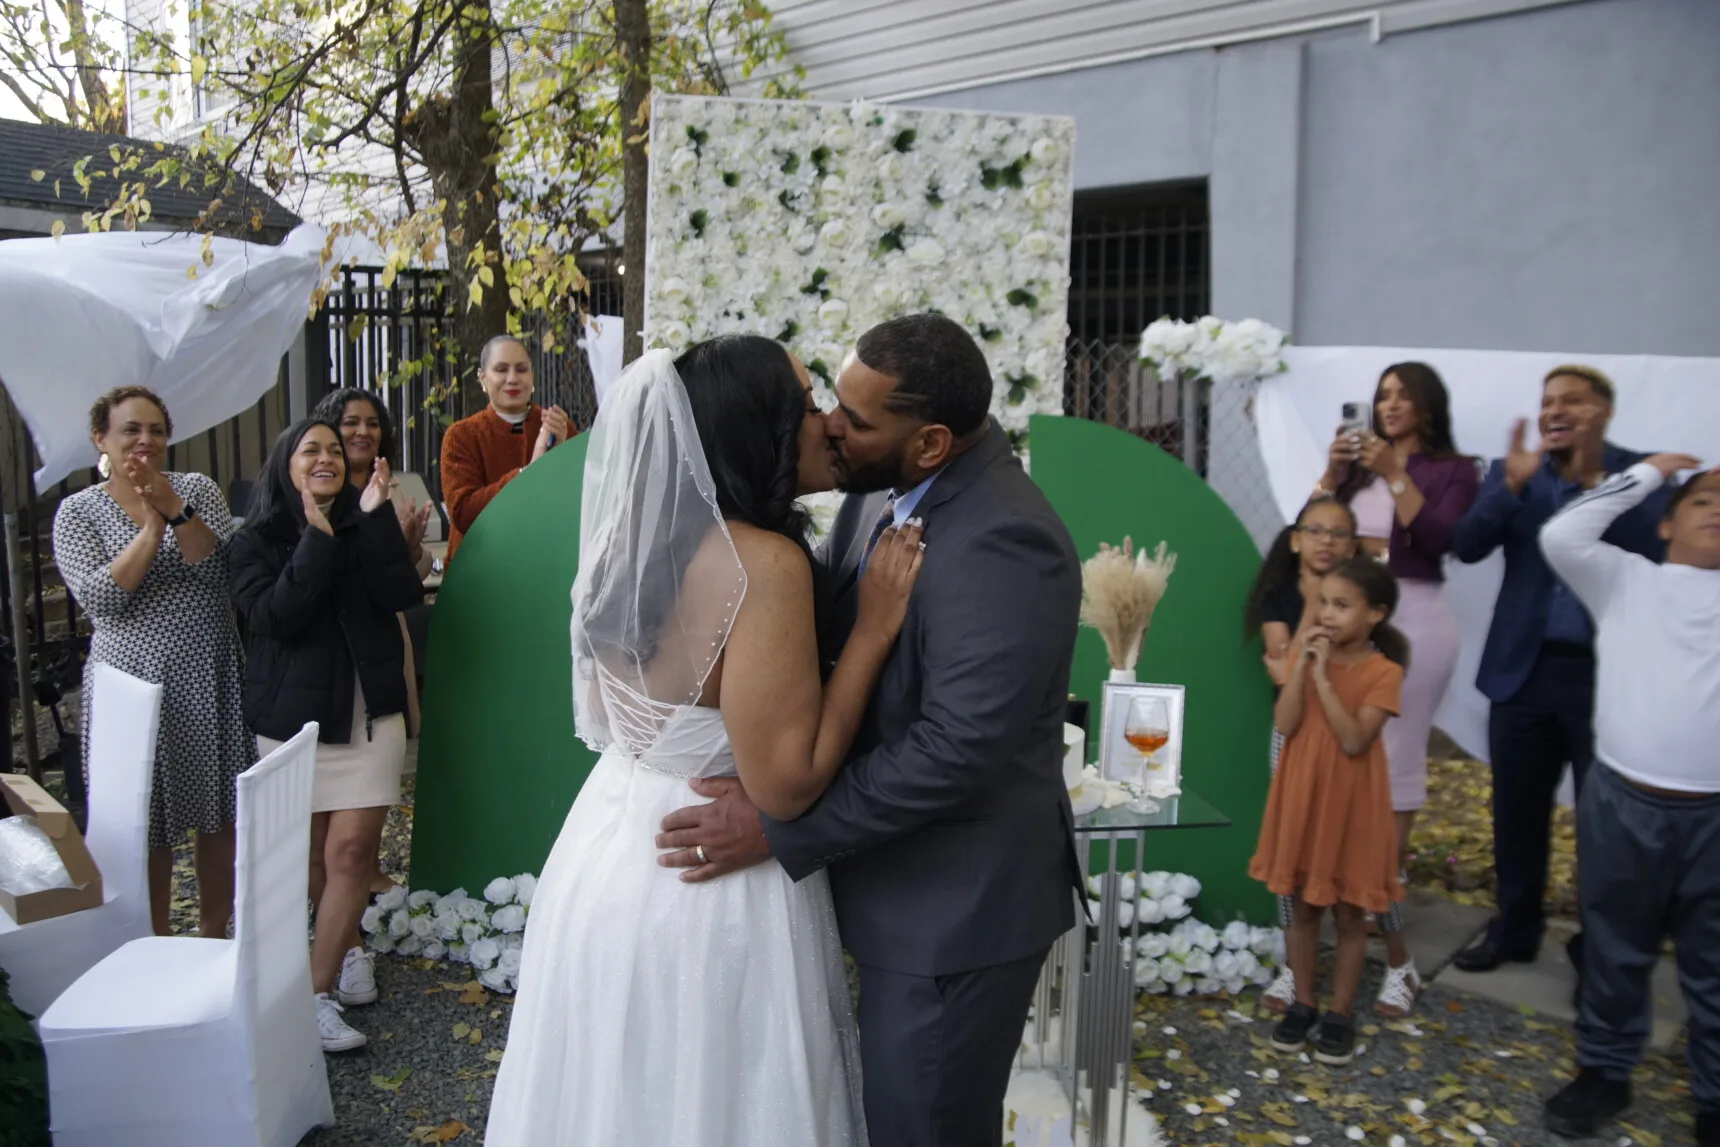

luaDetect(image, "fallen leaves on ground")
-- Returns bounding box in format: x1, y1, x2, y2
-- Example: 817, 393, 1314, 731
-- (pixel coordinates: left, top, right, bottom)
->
1409, 757, 1577, 916
407, 1119, 467, 1143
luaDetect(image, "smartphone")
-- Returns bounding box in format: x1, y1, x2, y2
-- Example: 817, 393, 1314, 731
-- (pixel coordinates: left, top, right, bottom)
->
1339, 401, 1369, 438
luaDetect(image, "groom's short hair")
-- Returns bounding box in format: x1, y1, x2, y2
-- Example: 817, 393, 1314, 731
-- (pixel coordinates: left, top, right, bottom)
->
857, 313, 992, 438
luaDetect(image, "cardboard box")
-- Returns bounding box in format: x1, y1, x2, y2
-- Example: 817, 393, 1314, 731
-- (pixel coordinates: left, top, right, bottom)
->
0, 774, 103, 925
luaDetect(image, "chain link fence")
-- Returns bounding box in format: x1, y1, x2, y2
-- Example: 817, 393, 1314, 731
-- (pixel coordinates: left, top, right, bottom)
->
1063, 340, 1284, 552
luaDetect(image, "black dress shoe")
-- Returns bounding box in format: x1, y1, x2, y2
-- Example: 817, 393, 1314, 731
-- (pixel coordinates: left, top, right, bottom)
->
1453, 934, 1537, 972
1544, 1070, 1630, 1138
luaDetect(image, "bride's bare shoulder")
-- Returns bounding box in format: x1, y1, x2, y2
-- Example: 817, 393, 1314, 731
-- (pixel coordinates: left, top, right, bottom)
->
723, 521, 812, 590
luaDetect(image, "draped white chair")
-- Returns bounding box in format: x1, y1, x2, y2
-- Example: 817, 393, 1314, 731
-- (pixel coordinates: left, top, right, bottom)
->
39, 724, 334, 1147
0, 662, 160, 1019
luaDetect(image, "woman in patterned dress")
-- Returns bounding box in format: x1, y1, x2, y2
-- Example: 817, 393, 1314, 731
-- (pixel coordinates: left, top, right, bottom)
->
52, 386, 256, 937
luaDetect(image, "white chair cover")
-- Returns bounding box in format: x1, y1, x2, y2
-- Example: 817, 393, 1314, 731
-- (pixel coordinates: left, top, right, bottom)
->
0, 663, 160, 1018
38, 724, 333, 1147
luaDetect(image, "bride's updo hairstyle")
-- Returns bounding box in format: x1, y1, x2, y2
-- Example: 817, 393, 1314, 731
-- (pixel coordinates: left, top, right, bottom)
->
674, 335, 813, 553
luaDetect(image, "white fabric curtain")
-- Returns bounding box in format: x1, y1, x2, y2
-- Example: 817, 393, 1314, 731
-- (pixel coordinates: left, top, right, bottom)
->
1255, 345, 1720, 762
0, 225, 336, 492
581, 314, 624, 407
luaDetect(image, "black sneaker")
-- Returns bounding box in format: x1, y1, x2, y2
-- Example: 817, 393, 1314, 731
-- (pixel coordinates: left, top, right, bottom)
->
1313, 1013, 1356, 1066
1543, 1070, 1631, 1138
1697, 1109, 1720, 1147
1269, 1002, 1318, 1052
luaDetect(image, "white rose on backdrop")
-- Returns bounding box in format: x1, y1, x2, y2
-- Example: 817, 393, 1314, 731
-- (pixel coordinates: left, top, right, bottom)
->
1183, 950, 1214, 976
822, 122, 854, 150
1025, 181, 1056, 211
1171, 975, 1196, 997
484, 877, 518, 906
907, 238, 946, 265
1160, 893, 1190, 920
1029, 137, 1062, 166
1190, 923, 1221, 953
1136, 898, 1166, 925
1134, 958, 1161, 986
820, 175, 848, 205
377, 886, 408, 913
1137, 933, 1170, 959
1115, 873, 1139, 901
820, 219, 853, 248
1169, 873, 1202, 900
1166, 930, 1193, 958
1116, 901, 1136, 930
434, 915, 460, 941
655, 320, 693, 351
456, 897, 487, 922
388, 909, 411, 939
790, 227, 818, 255
658, 278, 692, 307
1214, 951, 1241, 980
514, 874, 537, 907
1222, 921, 1253, 951
1235, 951, 1261, 979
1196, 976, 1223, 995
492, 904, 528, 933
669, 147, 699, 178
460, 920, 486, 945
422, 940, 447, 961
1140, 871, 1173, 900
409, 915, 434, 939
869, 203, 906, 230
813, 343, 848, 373
360, 905, 383, 934
1251, 964, 1276, 987
407, 889, 438, 911
1018, 231, 1057, 259
875, 152, 907, 182
1222, 975, 1248, 996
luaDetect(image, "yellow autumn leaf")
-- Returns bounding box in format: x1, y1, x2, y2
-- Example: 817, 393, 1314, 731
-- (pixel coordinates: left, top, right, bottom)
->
467, 280, 483, 310
451, 1022, 470, 1041
30, 169, 45, 181
50, 220, 65, 238
190, 55, 208, 87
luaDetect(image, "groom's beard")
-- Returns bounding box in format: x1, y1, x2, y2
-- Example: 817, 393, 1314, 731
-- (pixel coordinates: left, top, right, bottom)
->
833, 443, 908, 495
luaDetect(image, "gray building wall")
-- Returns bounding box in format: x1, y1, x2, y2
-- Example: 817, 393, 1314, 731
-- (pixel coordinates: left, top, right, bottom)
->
906, 0, 1720, 544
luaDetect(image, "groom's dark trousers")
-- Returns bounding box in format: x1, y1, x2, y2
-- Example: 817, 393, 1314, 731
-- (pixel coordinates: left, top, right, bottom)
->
764, 422, 1085, 1147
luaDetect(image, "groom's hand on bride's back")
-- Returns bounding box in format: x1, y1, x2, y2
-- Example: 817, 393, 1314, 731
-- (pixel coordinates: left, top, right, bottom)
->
656, 777, 773, 883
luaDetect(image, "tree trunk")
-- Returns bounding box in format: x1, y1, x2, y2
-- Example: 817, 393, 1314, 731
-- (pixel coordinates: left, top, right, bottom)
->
60, 0, 124, 132
616, 0, 650, 367
406, 0, 509, 418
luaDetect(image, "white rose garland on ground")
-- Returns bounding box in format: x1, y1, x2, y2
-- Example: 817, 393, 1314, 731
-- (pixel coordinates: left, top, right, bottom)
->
1083, 870, 1286, 999
360, 874, 537, 993
1138, 316, 1288, 392
645, 95, 1076, 450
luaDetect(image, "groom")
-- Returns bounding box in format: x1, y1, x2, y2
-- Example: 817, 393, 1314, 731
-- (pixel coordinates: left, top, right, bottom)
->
658, 313, 1084, 1146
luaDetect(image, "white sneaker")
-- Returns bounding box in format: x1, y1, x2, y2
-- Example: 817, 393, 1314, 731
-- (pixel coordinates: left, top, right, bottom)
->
337, 946, 377, 1006
1373, 958, 1421, 1018
315, 993, 368, 1052
1261, 966, 1295, 1014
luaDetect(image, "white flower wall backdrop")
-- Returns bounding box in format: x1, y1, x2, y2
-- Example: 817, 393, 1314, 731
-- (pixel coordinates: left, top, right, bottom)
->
645, 95, 1076, 448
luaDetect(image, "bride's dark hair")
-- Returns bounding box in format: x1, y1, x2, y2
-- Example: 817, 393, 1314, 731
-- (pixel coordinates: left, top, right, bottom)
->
674, 335, 812, 555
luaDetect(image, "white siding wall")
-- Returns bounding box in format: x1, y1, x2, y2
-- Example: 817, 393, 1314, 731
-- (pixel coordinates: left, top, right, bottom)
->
763, 0, 1581, 100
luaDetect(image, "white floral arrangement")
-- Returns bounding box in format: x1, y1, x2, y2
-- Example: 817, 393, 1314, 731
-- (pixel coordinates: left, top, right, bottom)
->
645, 95, 1076, 449
1138, 316, 1288, 391
359, 874, 537, 994
1083, 870, 1285, 998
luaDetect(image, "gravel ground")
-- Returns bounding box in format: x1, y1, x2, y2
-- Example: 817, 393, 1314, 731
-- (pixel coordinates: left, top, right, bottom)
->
1129, 973, 1696, 1147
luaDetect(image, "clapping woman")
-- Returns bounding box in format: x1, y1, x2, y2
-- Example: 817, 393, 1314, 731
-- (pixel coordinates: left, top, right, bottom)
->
52, 386, 255, 938
229, 418, 425, 1053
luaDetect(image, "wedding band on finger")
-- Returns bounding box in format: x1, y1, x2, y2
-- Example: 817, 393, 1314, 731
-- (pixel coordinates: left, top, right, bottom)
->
694, 845, 708, 865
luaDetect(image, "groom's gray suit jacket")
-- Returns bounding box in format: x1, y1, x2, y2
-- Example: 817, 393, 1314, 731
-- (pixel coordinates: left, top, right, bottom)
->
762, 421, 1084, 976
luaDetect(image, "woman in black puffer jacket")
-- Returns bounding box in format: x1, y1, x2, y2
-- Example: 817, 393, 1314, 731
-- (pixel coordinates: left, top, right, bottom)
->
230, 416, 424, 1053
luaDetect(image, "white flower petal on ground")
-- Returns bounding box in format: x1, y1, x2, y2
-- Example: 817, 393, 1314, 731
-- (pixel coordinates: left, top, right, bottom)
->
1405, 1099, 1426, 1116
1389, 1138, 1407, 1147
1346, 1128, 1364, 1141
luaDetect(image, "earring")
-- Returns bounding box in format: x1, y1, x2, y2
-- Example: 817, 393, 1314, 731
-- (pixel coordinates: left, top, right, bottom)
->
97, 454, 111, 478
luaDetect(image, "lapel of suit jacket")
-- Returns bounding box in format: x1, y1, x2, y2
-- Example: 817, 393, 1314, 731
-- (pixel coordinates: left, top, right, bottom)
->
830, 490, 890, 601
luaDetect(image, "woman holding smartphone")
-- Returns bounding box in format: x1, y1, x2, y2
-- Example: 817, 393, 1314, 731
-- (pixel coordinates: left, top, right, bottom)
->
1316, 362, 1479, 1017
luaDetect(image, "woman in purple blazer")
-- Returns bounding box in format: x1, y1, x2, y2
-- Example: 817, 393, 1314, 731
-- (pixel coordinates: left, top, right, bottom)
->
1317, 362, 1479, 1014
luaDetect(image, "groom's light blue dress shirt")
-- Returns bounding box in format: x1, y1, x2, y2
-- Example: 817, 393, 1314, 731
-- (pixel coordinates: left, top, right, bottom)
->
858, 470, 941, 575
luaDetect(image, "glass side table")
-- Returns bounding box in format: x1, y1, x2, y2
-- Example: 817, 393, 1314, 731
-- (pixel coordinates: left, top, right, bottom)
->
1018, 790, 1232, 1147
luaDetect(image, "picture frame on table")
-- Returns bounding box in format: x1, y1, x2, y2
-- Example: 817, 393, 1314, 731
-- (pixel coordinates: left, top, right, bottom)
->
1099, 681, 1185, 797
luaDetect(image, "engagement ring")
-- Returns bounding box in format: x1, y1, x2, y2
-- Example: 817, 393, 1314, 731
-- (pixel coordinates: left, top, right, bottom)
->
694, 845, 708, 865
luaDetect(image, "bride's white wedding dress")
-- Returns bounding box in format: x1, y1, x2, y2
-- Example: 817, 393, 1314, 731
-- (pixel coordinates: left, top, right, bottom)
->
484, 704, 867, 1146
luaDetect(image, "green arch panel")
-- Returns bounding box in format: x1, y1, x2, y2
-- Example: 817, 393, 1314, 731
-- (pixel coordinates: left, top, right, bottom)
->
407, 435, 596, 893
1028, 414, 1274, 924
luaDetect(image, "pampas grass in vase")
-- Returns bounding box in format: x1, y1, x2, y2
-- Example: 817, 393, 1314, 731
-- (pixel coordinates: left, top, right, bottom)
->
1079, 537, 1177, 679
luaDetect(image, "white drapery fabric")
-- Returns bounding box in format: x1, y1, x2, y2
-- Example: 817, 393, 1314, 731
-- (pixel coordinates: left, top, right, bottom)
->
580, 314, 624, 407
0, 225, 337, 492
1254, 345, 1720, 762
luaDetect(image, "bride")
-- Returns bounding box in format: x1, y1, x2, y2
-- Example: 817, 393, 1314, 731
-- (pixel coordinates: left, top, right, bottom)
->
483, 336, 922, 1145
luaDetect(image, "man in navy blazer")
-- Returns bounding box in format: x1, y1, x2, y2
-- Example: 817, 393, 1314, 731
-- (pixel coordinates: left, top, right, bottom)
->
1449, 365, 1668, 973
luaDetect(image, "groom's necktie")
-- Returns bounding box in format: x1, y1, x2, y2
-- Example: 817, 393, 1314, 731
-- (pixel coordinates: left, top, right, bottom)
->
857, 495, 897, 576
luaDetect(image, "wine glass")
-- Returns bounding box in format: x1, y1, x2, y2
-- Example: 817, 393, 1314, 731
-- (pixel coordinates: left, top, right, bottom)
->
1123, 696, 1170, 786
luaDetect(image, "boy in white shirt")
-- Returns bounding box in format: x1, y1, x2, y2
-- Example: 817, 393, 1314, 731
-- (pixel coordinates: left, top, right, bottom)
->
1537, 453, 1720, 1142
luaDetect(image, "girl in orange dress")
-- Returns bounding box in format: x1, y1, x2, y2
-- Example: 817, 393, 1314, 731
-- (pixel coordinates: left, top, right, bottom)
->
1249, 557, 1407, 1065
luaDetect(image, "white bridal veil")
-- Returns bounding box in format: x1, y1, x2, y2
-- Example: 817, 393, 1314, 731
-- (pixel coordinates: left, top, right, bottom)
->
569, 348, 747, 757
